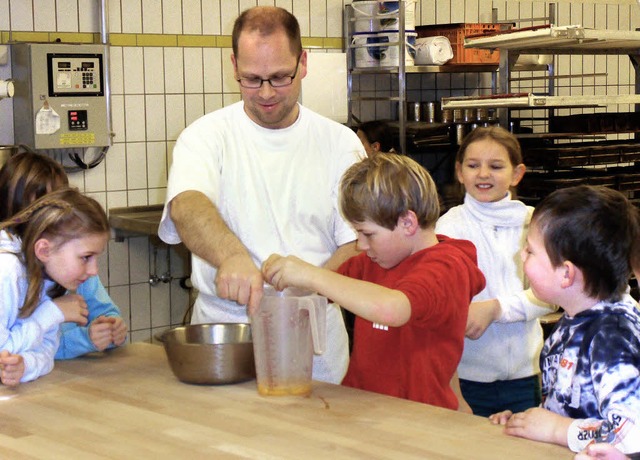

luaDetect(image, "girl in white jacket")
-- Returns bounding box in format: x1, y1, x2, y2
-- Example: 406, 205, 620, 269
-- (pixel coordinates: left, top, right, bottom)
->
436, 126, 556, 416
0, 188, 109, 386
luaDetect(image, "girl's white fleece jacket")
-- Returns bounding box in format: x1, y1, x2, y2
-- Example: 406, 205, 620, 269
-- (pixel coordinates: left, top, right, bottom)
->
436, 193, 556, 382
0, 230, 64, 382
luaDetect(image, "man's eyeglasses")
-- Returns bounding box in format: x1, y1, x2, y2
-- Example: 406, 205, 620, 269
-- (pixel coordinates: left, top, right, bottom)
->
236, 54, 302, 89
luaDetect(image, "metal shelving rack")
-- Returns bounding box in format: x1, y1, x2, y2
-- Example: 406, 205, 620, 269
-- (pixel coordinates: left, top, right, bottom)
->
443, 25, 640, 125
343, 2, 500, 155
449, 20, 640, 205
344, 1, 408, 153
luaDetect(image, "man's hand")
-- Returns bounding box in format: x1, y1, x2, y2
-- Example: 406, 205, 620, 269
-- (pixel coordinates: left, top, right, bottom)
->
215, 253, 264, 315
170, 192, 264, 315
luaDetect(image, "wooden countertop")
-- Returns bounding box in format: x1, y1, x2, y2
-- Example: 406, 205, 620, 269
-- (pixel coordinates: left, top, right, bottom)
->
0, 343, 572, 459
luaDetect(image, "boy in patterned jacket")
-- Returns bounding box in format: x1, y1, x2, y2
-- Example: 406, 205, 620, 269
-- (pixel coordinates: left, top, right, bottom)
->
490, 185, 640, 456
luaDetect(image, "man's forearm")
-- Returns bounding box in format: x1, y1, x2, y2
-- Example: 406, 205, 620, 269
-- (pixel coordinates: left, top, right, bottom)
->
170, 191, 251, 267
323, 241, 359, 271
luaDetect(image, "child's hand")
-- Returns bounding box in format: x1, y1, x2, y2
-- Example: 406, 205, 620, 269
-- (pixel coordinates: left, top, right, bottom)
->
53, 294, 89, 325
110, 317, 128, 346
261, 254, 314, 292
466, 299, 501, 340
89, 316, 115, 351
502, 407, 571, 446
489, 410, 513, 425
89, 317, 128, 350
574, 443, 630, 460
0, 350, 25, 387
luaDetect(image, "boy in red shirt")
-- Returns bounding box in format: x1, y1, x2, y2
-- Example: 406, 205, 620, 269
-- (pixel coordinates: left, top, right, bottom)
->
262, 154, 485, 409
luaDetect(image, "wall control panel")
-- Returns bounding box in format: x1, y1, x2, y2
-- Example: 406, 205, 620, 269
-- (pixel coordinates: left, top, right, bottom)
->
48, 54, 104, 97
11, 43, 110, 149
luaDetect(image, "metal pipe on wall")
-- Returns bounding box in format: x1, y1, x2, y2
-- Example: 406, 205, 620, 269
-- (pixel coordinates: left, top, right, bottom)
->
100, 0, 113, 145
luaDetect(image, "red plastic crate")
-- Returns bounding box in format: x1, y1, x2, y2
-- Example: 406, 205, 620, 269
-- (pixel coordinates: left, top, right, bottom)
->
416, 23, 506, 64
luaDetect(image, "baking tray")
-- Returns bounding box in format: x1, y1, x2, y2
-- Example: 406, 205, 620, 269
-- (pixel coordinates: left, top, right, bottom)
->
441, 93, 640, 109
549, 112, 640, 134
523, 140, 640, 168
463, 25, 640, 54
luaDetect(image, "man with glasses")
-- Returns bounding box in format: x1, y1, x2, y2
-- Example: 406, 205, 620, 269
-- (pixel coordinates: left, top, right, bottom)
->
159, 6, 365, 383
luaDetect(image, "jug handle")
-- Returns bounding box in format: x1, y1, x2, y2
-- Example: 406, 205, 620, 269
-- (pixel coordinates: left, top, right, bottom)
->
300, 299, 324, 355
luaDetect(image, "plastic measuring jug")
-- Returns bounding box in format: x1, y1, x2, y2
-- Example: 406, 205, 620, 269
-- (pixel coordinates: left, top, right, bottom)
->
251, 286, 326, 396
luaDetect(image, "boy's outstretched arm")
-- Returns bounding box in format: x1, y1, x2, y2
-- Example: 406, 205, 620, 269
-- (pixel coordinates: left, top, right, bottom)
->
262, 254, 411, 327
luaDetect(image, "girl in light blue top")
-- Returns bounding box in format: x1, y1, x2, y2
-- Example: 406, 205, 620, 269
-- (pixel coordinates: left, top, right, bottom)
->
55, 276, 126, 359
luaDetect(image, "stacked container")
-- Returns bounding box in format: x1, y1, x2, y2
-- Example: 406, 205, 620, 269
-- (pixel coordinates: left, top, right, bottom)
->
415, 23, 506, 64
352, 0, 417, 68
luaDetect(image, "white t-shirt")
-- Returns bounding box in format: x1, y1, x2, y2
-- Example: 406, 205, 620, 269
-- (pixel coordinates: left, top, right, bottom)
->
159, 101, 365, 383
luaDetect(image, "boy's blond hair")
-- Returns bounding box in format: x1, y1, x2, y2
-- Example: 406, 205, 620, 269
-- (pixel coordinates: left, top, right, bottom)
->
339, 154, 440, 230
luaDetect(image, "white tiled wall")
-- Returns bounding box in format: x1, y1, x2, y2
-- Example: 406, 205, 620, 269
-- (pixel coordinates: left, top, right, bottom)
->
0, 0, 637, 343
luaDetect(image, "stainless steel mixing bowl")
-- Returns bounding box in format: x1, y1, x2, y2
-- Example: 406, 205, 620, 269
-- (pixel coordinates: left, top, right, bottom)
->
162, 323, 255, 385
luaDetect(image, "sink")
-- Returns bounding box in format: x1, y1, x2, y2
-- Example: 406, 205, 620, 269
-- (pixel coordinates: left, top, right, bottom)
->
109, 205, 164, 241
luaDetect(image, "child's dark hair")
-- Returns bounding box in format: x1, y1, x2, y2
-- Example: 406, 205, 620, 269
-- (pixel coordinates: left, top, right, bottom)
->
0, 187, 110, 318
0, 151, 68, 224
358, 120, 396, 153
339, 154, 440, 230
532, 185, 640, 301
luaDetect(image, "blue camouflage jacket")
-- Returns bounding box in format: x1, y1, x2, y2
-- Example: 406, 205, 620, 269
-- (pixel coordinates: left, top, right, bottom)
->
542, 293, 640, 453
